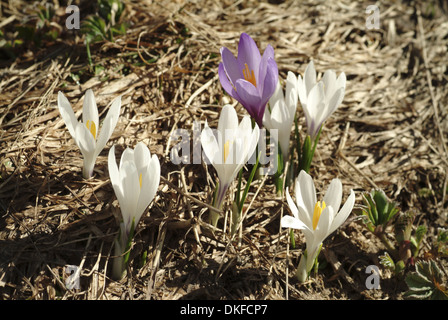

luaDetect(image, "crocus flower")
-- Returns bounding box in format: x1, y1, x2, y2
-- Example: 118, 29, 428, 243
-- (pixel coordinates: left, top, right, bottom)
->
297, 61, 346, 140
108, 142, 160, 236
58, 89, 121, 178
218, 33, 278, 128
108, 142, 160, 279
263, 71, 299, 161
281, 170, 355, 281
201, 104, 259, 226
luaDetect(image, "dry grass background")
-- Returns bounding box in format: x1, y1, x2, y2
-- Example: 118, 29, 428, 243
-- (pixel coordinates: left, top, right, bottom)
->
0, 0, 447, 300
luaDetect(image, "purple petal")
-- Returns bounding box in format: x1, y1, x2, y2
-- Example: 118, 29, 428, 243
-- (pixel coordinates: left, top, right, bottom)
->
220, 47, 241, 86
237, 33, 261, 81
218, 63, 239, 100
260, 58, 278, 106
258, 44, 275, 89
235, 79, 262, 124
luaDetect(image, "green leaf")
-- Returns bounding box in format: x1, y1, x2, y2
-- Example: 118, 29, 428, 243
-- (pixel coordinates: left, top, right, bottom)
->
379, 252, 395, 270
404, 260, 448, 300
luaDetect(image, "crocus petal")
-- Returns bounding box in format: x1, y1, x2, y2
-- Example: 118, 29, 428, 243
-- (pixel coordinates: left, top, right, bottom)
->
281, 215, 307, 230
235, 80, 262, 124
108, 145, 126, 212
259, 58, 279, 117
136, 153, 160, 227
257, 44, 275, 93
323, 178, 342, 215
325, 87, 345, 117
134, 141, 150, 173
57, 91, 78, 139
304, 61, 317, 96
221, 47, 242, 87
95, 96, 121, 158
218, 63, 239, 101
237, 33, 261, 81
201, 123, 220, 165
74, 122, 96, 161
285, 71, 298, 113
218, 104, 239, 143
328, 189, 355, 235
286, 188, 299, 220
322, 70, 337, 98
120, 159, 140, 234
82, 89, 99, 139
119, 147, 135, 171
296, 170, 317, 220
305, 206, 334, 272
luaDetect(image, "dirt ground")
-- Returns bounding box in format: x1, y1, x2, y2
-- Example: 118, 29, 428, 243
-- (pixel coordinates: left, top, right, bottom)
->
0, 0, 447, 300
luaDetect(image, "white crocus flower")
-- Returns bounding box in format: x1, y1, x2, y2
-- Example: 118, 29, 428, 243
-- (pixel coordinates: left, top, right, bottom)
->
263, 71, 299, 161
201, 104, 260, 226
108, 142, 160, 236
281, 170, 355, 281
297, 61, 346, 140
58, 89, 121, 178
108, 142, 160, 279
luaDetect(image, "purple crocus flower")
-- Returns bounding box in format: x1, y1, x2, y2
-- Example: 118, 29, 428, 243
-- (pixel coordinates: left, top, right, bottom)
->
218, 33, 278, 127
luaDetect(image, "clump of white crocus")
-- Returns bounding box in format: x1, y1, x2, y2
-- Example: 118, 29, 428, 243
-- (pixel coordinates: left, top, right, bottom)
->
201, 104, 260, 227
263, 71, 299, 162
297, 61, 346, 140
57, 89, 121, 178
281, 170, 355, 282
108, 142, 160, 279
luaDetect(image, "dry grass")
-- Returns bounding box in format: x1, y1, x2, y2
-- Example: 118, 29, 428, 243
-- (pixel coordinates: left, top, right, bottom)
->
0, 0, 447, 300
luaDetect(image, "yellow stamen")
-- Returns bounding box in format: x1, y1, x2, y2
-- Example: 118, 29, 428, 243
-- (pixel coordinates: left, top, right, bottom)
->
86, 120, 97, 140
223, 140, 230, 163
242, 63, 257, 87
312, 201, 326, 230
139, 173, 142, 189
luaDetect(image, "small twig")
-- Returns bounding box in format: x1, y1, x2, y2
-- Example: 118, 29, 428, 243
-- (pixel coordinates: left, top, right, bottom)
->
185, 74, 218, 108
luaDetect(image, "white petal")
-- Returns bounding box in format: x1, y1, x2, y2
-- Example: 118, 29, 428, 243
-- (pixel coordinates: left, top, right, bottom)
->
201, 123, 220, 165
323, 178, 342, 215
305, 206, 334, 271
74, 122, 96, 159
280, 215, 307, 230
108, 145, 126, 211
329, 189, 355, 235
296, 170, 317, 220
285, 71, 298, 115
286, 188, 299, 220
119, 147, 135, 171
304, 61, 317, 96
322, 70, 337, 98
57, 91, 78, 139
108, 145, 120, 188
136, 153, 160, 226
336, 72, 346, 92
307, 82, 325, 120
315, 206, 334, 242
134, 141, 150, 172
269, 80, 284, 107
120, 160, 140, 234
82, 89, 99, 139
297, 75, 308, 107
95, 95, 121, 158
217, 104, 239, 138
